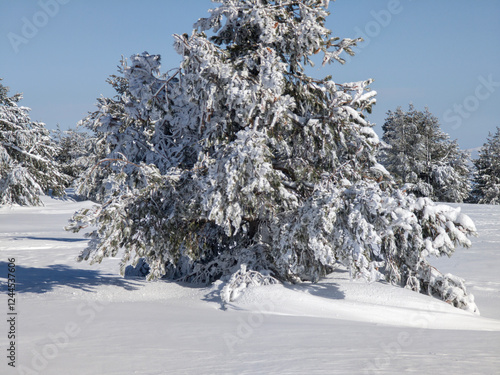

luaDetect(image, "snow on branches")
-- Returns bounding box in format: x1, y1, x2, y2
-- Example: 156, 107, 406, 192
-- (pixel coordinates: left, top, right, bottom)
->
69, 0, 479, 313
381, 105, 471, 203
471, 127, 500, 204
0, 80, 68, 206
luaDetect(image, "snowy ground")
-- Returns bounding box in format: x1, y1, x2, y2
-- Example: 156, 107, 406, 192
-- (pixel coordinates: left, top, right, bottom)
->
1, 196, 499, 375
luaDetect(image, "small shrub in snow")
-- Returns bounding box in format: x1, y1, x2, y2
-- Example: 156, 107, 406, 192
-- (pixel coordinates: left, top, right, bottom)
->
221, 264, 279, 304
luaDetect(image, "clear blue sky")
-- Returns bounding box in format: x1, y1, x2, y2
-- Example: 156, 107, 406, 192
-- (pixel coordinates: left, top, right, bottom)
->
1, 0, 499, 149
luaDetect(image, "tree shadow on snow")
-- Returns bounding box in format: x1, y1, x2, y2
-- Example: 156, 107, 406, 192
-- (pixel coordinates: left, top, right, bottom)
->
0, 262, 140, 294
201, 282, 227, 310
13, 236, 88, 243
284, 280, 345, 300
201, 278, 346, 311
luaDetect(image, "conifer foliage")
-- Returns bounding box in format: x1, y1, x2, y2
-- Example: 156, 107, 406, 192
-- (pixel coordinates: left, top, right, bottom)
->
0, 80, 68, 206
68, 0, 479, 313
471, 127, 500, 204
381, 105, 471, 202
53, 126, 96, 184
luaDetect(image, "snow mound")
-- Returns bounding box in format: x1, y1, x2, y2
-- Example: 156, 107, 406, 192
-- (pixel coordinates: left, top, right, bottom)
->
225, 271, 500, 331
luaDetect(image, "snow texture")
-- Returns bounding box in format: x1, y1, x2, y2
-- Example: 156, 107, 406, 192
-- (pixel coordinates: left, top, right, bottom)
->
1, 196, 499, 374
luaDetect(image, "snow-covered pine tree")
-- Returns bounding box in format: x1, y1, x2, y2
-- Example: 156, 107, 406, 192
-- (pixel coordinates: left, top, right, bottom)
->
471, 127, 500, 204
0, 79, 69, 206
53, 126, 97, 185
71, 66, 168, 202
381, 105, 471, 202
68, 0, 479, 313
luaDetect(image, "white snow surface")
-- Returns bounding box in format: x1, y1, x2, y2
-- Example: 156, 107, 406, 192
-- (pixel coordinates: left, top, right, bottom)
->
1, 196, 500, 374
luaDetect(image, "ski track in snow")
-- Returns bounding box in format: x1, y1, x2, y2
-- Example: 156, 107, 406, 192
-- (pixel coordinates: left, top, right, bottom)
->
1, 196, 499, 374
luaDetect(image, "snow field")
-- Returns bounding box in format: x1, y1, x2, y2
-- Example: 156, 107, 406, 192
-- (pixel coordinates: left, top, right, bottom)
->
1, 196, 499, 374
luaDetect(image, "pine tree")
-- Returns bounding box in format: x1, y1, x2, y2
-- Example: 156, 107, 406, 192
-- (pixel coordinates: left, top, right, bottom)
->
71, 67, 165, 202
53, 126, 97, 185
68, 0, 479, 313
0, 80, 69, 206
381, 105, 471, 202
471, 127, 500, 204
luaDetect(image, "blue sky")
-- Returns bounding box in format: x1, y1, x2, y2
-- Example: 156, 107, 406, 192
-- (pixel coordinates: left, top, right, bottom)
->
1, 0, 499, 149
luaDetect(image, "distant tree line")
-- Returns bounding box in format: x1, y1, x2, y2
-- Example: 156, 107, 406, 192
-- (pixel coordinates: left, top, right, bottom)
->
1, 78, 498, 207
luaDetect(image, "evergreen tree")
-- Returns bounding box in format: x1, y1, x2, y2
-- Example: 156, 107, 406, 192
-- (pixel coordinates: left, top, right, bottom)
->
53, 126, 97, 185
471, 127, 500, 204
381, 105, 471, 202
72, 67, 163, 202
0, 80, 68, 205
68, 0, 479, 313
